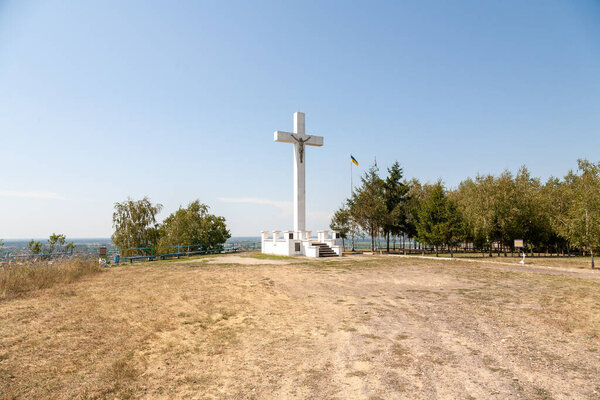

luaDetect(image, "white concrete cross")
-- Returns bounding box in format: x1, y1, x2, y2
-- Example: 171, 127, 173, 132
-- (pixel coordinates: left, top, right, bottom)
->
274, 112, 323, 233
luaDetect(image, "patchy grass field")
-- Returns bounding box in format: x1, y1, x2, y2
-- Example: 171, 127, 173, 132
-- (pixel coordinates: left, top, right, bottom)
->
384, 251, 596, 270
1, 254, 599, 399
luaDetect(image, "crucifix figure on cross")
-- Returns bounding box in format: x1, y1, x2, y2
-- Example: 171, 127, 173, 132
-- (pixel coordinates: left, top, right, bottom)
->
274, 112, 324, 232
290, 134, 312, 163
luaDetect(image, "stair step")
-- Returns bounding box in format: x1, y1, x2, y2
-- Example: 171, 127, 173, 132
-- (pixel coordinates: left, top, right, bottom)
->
313, 242, 338, 257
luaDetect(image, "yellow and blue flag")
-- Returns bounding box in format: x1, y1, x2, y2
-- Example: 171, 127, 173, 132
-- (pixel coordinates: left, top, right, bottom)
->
350, 155, 359, 166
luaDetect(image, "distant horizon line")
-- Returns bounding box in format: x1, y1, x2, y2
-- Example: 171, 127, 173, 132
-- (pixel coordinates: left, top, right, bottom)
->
1, 235, 262, 241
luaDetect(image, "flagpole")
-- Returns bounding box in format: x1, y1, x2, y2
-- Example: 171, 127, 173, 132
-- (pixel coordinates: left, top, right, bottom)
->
350, 155, 354, 252
350, 157, 353, 196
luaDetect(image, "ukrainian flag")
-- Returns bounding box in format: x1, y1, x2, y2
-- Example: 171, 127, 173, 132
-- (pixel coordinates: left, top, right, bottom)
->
351, 155, 359, 166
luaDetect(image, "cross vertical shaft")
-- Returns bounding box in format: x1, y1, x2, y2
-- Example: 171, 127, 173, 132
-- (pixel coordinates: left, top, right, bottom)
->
273, 112, 324, 235
293, 112, 305, 232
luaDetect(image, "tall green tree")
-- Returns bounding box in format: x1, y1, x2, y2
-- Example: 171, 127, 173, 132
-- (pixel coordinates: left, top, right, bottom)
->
330, 205, 352, 250
456, 168, 553, 256
456, 175, 498, 255
112, 197, 163, 254
562, 160, 600, 268
493, 171, 518, 253
416, 182, 464, 257
442, 196, 465, 257
404, 178, 423, 247
545, 175, 575, 254
416, 183, 446, 256
513, 167, 553, 254
382, 162, 410, 252
349, 166, 387, 251
159, 200, 231, 250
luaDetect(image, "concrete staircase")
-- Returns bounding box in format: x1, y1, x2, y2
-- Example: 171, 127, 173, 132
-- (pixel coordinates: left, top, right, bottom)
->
312, 242, 338, 257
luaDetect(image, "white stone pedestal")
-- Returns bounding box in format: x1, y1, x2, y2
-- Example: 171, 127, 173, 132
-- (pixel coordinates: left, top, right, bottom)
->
261, 230, 342, 258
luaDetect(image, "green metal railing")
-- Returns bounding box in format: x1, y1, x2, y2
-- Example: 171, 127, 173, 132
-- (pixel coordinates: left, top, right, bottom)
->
0, 242, 247, 265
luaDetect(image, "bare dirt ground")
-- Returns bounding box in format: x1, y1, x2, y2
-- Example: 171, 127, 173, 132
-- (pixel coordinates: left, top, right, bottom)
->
404, 252, 597, 270
393, 254, 600, 279
178, 254, 295, 266
1, 254, 599, 399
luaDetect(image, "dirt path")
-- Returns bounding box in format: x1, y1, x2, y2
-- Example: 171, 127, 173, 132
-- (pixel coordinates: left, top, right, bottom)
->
1, 256, 599, 399
391, 254, 600, 279
178, 254, 296, 265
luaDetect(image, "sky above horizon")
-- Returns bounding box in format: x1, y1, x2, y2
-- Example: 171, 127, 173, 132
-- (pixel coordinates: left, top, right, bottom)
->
1, 0, 600, 238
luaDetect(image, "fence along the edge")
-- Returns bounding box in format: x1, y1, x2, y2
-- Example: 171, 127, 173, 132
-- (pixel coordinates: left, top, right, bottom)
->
0, 242, 253, 264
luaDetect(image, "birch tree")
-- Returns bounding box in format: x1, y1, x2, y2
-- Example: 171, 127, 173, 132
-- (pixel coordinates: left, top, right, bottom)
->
112, 197, 163, 254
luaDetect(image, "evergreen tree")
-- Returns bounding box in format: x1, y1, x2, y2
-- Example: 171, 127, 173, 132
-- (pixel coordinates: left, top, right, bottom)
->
382, 162, 410, 252
349, 166, 386, 251
442, 196, 465, 257
330, 205, 352, 250
416, 182, 463, 257
404, 178, 423, 248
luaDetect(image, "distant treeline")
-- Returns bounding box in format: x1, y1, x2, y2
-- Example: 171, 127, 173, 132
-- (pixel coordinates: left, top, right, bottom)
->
0, 199, 231, 259
331, 159, 600, 267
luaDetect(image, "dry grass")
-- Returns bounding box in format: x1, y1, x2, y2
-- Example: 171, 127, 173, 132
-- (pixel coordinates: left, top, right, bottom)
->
0, 258, 103, 300
421, 258, 600, 340
421, 252, 596, 269
245, 252, 298, 260
1, 255, 599, 399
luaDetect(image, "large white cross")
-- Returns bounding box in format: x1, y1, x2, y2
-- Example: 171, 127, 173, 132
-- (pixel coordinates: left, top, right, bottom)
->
274, 112, 323, 233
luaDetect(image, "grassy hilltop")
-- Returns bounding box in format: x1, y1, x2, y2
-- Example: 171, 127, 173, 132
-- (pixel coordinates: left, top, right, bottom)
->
1, 253, 599, 399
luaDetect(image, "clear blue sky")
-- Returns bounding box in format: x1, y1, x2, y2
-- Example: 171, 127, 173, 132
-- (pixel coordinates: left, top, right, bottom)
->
1, 0, 599, 238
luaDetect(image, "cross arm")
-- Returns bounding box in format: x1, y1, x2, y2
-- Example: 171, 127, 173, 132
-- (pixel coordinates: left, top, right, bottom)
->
274, 131, 324, 146
274, 131, 295, 143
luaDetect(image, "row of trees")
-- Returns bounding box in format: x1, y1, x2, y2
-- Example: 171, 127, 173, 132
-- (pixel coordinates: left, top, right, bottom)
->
27, 234, 75, 255
111, 198, 231, 253
331, 159, 600, 267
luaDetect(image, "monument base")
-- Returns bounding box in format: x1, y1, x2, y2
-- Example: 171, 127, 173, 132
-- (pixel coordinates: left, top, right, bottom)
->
261, 230, 343, 258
